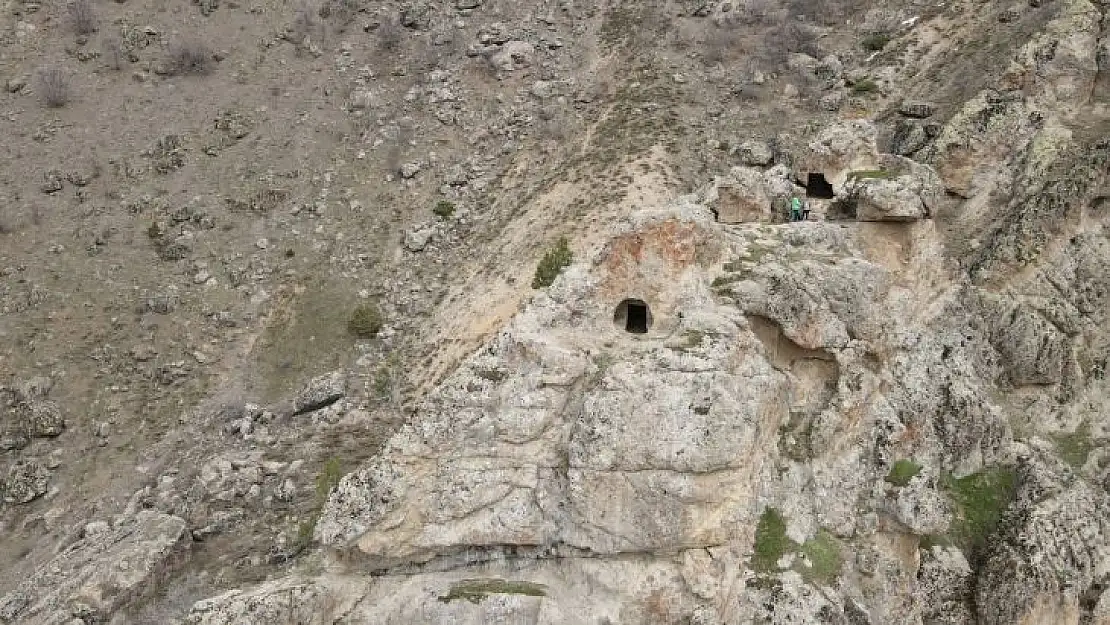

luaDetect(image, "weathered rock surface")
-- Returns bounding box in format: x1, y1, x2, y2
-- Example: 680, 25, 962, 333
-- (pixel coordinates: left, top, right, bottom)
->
0, 511, 188, 624
292, 371, 347, 415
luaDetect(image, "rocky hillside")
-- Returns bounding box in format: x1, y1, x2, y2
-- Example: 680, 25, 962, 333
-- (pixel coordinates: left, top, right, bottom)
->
1, 0, 1108, 622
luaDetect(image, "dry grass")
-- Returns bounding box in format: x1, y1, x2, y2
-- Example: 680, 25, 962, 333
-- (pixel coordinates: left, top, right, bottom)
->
168, 39, 213, 75
376, 15, 402, 52
67, 0, 98, 35
37, 67, 70, 108
102, 36, 125, 70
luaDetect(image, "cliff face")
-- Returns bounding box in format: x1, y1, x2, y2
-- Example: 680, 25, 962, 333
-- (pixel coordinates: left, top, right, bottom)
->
187, 123, 1109, 623
2, 0, 1109, 622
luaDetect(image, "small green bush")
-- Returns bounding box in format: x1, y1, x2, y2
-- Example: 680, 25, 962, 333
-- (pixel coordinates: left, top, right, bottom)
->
753, 507, 794, 572
433, 200, 456, 219
861, 33, 890, 51
532, 236, 573, 289
851, 78, 879, 95
348, 304, 383, 338
885, 459, 923, 487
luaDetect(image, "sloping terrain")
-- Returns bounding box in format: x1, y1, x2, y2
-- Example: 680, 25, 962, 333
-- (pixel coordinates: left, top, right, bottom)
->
1, 0, 1109, 622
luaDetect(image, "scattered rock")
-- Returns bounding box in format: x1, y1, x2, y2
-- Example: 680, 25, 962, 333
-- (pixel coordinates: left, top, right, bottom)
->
403, 223, 435, 252
899, 100, 935, 119
292, 371, 346, 415
40, 170, 64, 194
399, 162, 422, 179
490, 40, 534, 71
734, 140, 774, 167
2, 459, 50, 504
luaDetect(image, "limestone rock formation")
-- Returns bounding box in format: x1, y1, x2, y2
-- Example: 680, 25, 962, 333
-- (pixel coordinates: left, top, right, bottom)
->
0, 511, 189, 624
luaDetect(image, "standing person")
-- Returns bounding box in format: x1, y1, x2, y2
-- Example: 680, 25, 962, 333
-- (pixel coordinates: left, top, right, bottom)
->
790, 196, 803, 222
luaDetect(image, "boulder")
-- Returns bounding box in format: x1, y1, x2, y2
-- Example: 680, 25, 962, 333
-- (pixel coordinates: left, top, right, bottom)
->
733, 140, 774, 167
292, 371, 346, 415
490, 40, 534, 71
848, 161, 942, 222
714, 167, 772, 223
2, 459, 50, 504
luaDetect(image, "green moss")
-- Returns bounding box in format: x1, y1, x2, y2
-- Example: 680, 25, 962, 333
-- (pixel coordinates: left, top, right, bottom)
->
439, 579, 547, 604
712, 274, 742, 287
294, 457, 346, 554
885, 459, 923, 487
1051, 421, 1094, 469
316, 457, 344, 500
943, 467, 1018, 552
798, 531, 842, 586
860, 33, 890, 51
348, 304, 383, 338
753, 507, 795, 572
851, 78, 879, 95
532, 236, 573, 289
433, 200, 456, 219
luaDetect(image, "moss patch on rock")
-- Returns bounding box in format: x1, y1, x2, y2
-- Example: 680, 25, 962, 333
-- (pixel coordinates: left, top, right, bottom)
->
439, 579, 547, 604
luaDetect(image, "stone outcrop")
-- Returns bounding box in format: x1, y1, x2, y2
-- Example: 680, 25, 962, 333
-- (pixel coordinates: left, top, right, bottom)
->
0, 511, 189, 625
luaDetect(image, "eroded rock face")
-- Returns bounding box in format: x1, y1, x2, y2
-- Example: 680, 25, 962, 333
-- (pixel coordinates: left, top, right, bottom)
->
0, 511, 189, 625
975, 449, 1110, 625
291, 196, 1060, 623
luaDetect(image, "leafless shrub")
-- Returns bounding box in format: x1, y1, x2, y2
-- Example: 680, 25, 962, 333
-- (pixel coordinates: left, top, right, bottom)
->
0, 209, 20, 235
702, 26, 743, 66
376, 14, 402, 52
755, 22, 822, 70
68, 0, 98, 35
167, 39, 213, 75
289, 2, 318, 48
102, 35, 125, 70
320, 0, 361, 27
37, 67, 70, 107
732, 0, 776, 25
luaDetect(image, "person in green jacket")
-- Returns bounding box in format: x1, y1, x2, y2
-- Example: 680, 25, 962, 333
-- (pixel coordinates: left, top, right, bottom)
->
790, 196, 803, 222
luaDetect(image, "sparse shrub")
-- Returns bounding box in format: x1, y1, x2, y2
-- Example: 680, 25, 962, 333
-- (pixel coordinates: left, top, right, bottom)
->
531, 236, 573, 289
432, 200, 455, 219
167, 39, 213, 75
0, 209, 20, 235
702, 26, 742, 66
37, 67, 70, 108
885, 459, 922, 487
732, 0, 775, 25
861, 33, 890, 51
376, 15, 402, 52
348, 303, 383, 338
289, 2, 318, 49
102, 36, 125, 70
67, 0, 97, 35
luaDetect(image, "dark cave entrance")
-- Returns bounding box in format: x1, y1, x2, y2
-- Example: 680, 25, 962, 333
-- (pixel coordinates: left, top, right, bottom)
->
614, 299, 652, 334
806, 173, 835, 199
